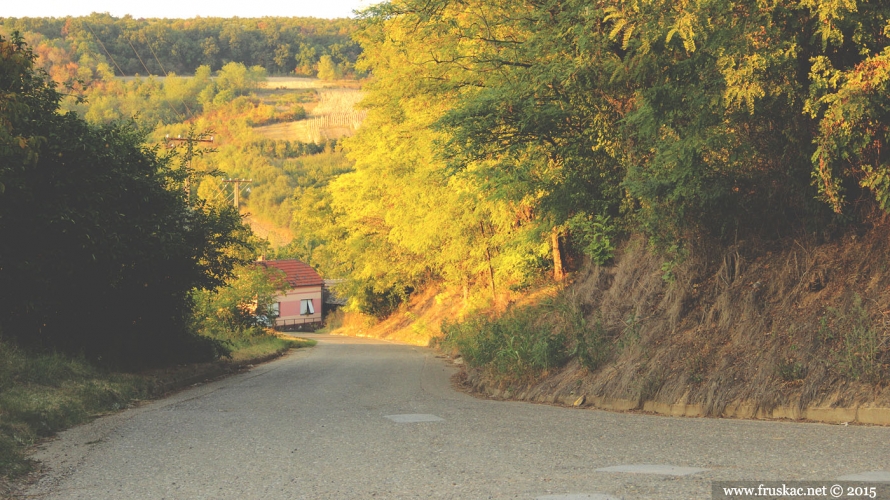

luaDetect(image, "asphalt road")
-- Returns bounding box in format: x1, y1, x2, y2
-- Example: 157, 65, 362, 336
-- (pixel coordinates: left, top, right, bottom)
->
23, 334, 890, 499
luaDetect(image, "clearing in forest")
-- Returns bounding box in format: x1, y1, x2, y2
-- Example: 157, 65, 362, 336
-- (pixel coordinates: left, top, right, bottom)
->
254, 77, 366, 143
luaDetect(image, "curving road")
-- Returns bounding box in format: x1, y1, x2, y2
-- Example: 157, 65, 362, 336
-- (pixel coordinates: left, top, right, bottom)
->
24, 334, 890, 499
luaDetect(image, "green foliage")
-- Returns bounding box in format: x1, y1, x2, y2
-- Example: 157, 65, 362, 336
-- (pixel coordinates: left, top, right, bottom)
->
344, 284, 411, 319
316, 55, 342, 80
442, 293, 616, 382
442, 310, 568, 383
216, 62, 267, 98
0, 34, 252, 367
352, 0, 890, 276
192, 263, 288, 340
566, 214, 618, 265
0, 15, 362, 78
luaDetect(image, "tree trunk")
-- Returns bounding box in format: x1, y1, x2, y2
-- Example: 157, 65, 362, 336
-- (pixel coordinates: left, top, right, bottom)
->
480, 221, 496, 300
552, 226, 565, 282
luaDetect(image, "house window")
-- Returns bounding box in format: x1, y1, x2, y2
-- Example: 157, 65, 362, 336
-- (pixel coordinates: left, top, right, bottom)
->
269, 302, 280, 317
300, 299, 315, 315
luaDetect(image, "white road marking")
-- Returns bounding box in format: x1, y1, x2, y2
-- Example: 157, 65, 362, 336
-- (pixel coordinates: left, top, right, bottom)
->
536, 494, 620, 500
384, 413, 445, 423
836, 471, 890, 482
595, 464, 709, 476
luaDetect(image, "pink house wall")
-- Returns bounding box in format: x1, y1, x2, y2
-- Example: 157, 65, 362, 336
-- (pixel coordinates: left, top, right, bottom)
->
274, 285, 322, 326
280, 298, 320, 317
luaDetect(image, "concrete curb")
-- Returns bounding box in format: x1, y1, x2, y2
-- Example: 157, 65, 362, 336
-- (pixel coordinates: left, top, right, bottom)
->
554, 394, 890, 425
472, 378, 890, 426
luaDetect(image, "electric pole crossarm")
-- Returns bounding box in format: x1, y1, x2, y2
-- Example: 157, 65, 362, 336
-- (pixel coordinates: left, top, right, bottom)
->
222, 178, 252, 209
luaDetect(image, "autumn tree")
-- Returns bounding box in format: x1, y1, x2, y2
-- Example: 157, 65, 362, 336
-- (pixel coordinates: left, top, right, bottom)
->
0, 34, 253, 367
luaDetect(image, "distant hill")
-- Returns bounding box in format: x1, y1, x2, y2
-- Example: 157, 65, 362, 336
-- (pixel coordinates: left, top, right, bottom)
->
0, 14, 362, 79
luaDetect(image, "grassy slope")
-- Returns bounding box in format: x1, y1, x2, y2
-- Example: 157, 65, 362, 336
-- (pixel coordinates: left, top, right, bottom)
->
0, 334, 315, 481
332, 218, 890, 420
246, 78, 364, 248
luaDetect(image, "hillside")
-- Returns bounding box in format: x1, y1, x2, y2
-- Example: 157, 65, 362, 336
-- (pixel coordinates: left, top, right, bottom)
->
331, 217, 890, 424
0, 15, 362, 79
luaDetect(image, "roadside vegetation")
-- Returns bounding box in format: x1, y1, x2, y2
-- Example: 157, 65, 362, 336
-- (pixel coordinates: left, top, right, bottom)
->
4, 1, 890, 488
0, 333, 315, 479
0, 33, 323, 482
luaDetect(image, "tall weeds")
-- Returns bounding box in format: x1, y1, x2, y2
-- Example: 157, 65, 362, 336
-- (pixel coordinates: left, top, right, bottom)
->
819, 295, 889, 383
442, 293, 611, 383
0, 340, 151, 477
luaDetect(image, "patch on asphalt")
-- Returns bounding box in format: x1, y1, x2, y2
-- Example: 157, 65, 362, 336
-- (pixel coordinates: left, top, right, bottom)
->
536, 494, 620, 500
836, 471, 890, 482
595, 464, 709, 476
384, 414, 445, 423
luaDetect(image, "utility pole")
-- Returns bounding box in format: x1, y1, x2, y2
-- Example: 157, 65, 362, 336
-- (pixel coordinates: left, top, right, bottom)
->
165, 133, 214, 205
222, 178, 252, 210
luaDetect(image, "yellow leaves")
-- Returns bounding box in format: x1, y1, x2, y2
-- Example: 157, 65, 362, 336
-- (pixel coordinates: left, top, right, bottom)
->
605, 5, 641, 51
605, 0, 699, 54
799, 0, 858, 47
719, 53, 768, 114
666, 10, 698, 53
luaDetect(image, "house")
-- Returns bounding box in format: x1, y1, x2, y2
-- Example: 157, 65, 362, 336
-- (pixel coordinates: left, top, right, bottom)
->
257, 259, 324, 331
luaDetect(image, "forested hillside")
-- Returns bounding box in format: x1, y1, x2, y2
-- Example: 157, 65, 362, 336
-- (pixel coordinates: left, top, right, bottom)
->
312, 0, 890, 414
0, 14, 361, 81
321, 0, 890, 313
0, 17, 363, 254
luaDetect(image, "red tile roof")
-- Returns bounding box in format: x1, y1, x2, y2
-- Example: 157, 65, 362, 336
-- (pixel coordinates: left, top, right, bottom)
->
257, 259, 323, 288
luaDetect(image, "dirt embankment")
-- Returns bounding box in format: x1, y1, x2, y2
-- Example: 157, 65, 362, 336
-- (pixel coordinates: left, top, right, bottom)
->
336, 216, 890, 424
470, 217, 890, 423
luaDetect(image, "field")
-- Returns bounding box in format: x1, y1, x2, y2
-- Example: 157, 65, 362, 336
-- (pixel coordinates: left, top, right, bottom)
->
265, 76, 362, 90
254, 78, 367, 143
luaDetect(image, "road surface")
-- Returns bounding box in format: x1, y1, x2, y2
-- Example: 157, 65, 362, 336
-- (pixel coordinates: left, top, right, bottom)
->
23, 334, 890, 499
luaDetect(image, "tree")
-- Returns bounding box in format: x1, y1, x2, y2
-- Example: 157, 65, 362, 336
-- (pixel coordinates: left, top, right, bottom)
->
316, 55, 341, 80
215, 61, 266, 97
0, 33, 253, 367
192, 263, 288, 337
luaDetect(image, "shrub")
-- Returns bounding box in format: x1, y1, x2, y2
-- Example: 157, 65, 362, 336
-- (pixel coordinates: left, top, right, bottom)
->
442, 293, 614, 383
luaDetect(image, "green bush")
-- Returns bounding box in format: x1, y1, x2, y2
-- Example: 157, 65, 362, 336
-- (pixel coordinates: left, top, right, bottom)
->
566, 214, 618, 265
442, 310, 567, 382
442, 293, 615, 383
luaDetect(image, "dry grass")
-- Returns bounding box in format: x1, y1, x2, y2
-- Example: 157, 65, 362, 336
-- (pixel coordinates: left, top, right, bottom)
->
330, 287, 458, 346
367, 216, 890, 418
253, 82, 367, 143
538, 220, 890, 414
266, 77, 362, 90
243, 213, 294, 248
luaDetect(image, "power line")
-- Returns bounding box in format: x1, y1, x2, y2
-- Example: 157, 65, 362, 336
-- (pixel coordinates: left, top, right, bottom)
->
127, 37, 152, 77
83, 22, 125, 77
222, 178, 253, 209
144, 37, 195, 119
126, 36, 187, 122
